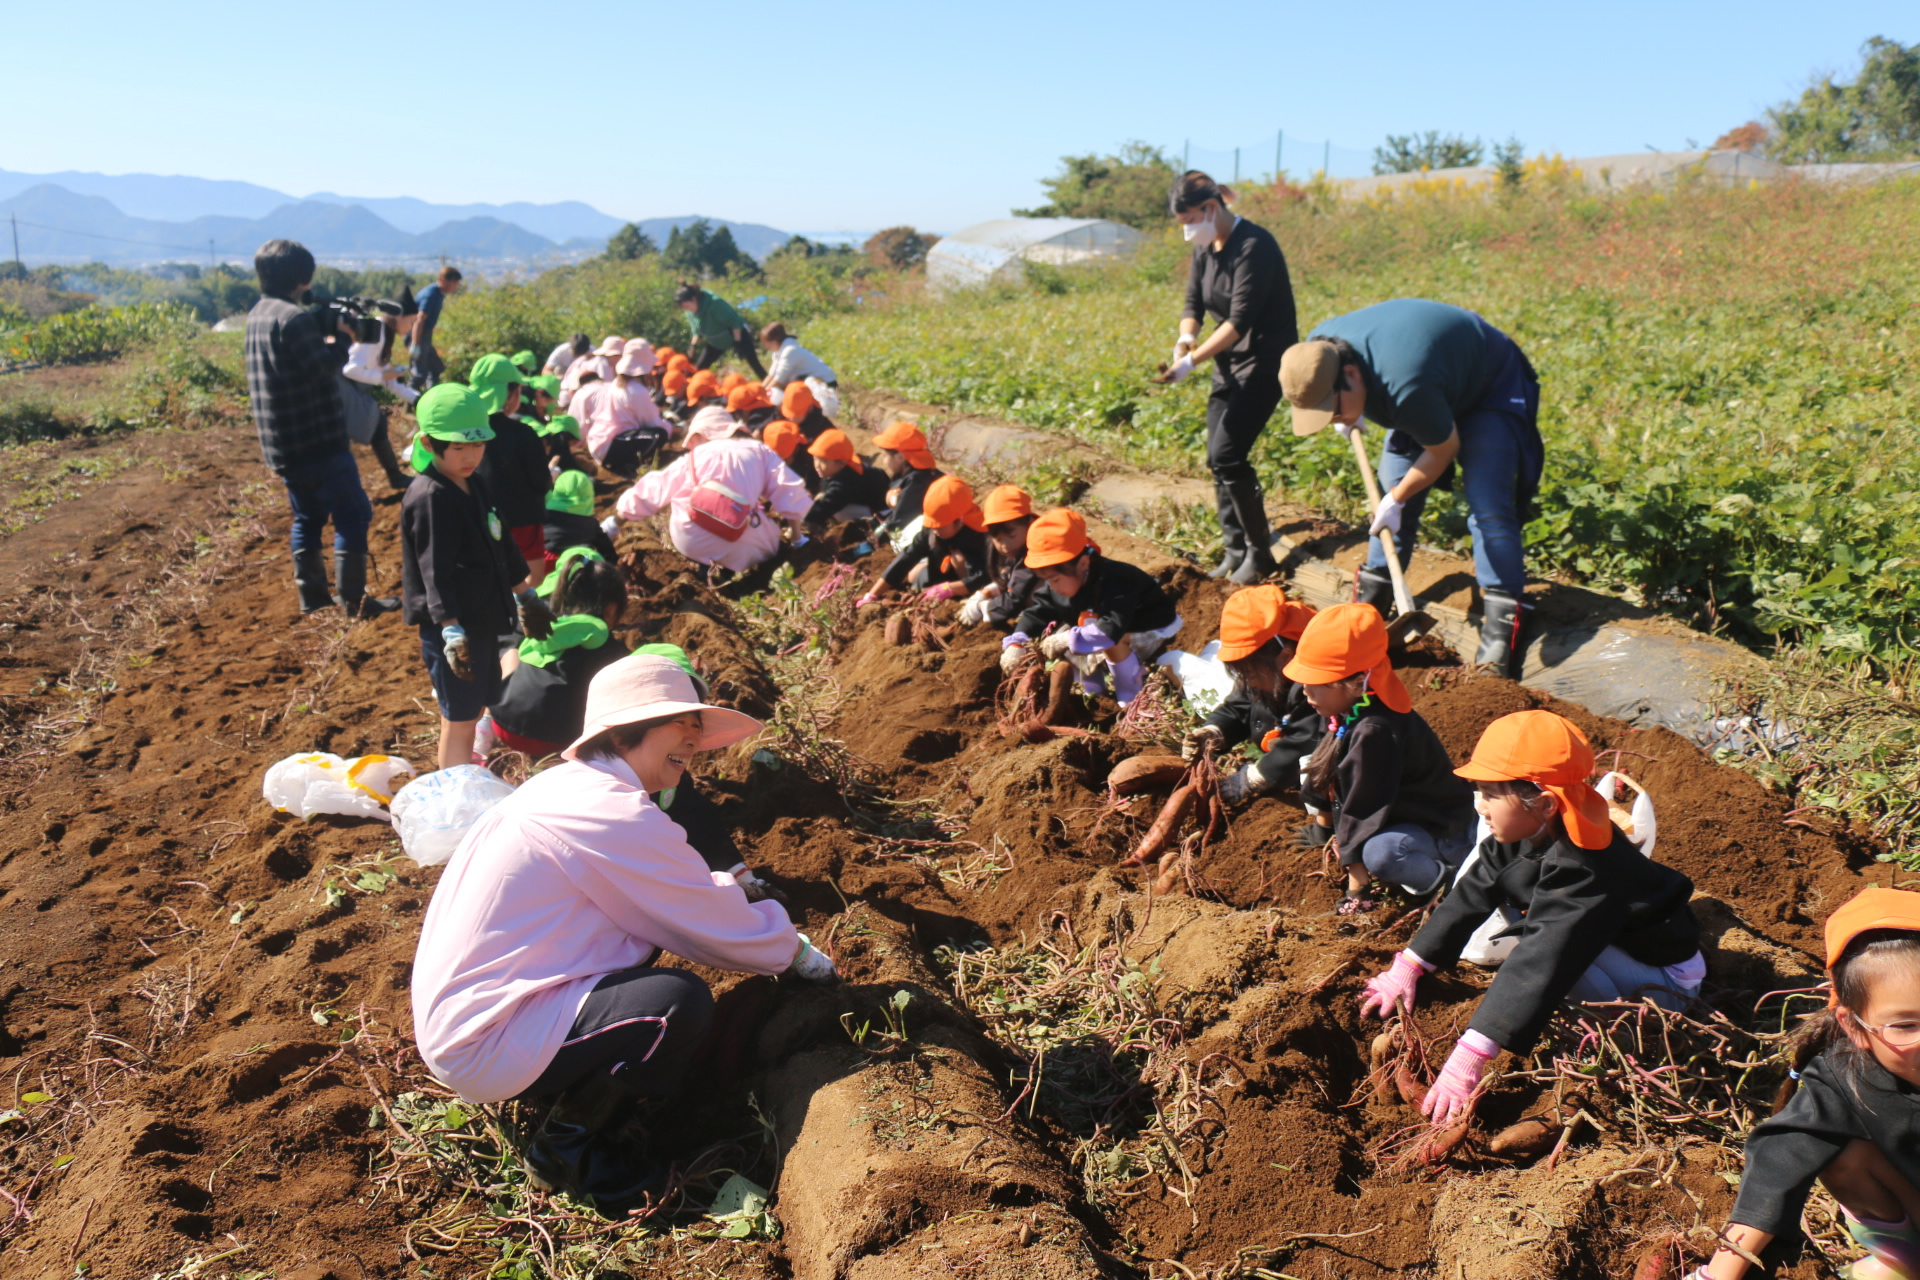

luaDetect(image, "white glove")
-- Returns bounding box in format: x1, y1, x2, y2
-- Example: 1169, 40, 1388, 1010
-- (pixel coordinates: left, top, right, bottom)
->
999, 642, 1032, 676
1181, 724, 1224, 762
958, 590, 990, 626
1369, 493, 1404, 536
1334, 418, 1360, 442
1171, 335, 1195, 365
1166, 353, 1197, 384
733, 866, 780, 903
790, 933, 839, 983
600, 515, 620, 538
1038, 630, 1075, 661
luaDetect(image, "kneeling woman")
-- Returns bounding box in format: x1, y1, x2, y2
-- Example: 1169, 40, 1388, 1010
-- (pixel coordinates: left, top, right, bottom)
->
607, 411, 812, 574
412, 655, 838, 1214
1358, 709, 1703, 1135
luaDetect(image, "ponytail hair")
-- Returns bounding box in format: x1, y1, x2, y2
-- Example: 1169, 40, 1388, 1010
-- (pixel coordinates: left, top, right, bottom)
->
550, 554, 628, 621
1773, 927, 1920, 1113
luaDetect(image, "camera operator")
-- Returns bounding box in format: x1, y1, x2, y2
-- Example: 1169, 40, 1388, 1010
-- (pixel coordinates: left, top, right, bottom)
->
244, 238, 401, 620
408, 265, 463, 392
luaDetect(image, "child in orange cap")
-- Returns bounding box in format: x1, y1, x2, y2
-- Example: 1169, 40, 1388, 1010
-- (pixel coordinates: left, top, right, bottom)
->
1691, 888, 1920, 1280
782, 381, 835, 441
1282, 603, 1472, 913
757, 419, 819, 492
1356, 709, 1702, 1137
1001, 509, 1182, 707
802, 429, 888, 531
869, 421, 945, 547
1188, 585, 1326, 817
957, 485, 1042, 627
857, 475, 993, 606
660, 368, 691, 417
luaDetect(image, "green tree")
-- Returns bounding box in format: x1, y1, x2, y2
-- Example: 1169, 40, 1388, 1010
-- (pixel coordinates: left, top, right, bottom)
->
863, 227, 937, 272
1766, 37, 1920, 162
661, 219, 759, 278
1371, 132, 1485, 175
1492, 137, 1525, 190
1015, 142, 1180, 230
602, 223, 658, 261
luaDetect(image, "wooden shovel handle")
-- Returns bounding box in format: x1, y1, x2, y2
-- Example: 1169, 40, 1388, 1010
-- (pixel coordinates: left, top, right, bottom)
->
1349, 431, 1419, 616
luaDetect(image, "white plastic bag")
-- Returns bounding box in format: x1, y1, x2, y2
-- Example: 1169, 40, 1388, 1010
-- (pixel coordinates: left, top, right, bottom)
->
805, 377, 840, 418
1594, 772, 1657, 855
389, 765, 516, 867
262, 752, 416, 823
1156, 640, 1235, 720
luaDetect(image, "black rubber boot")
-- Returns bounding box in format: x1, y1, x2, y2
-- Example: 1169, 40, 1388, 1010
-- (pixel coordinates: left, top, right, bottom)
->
334, 550, 401, 620
369, 418, 410, 491
1209, 480, 1246, 579
1475, 590, 1526, 677
523, 1073, 666, 1216
1354, 567, 1395, 618
1224, 476, 1279, 585
294, 549, 334, 614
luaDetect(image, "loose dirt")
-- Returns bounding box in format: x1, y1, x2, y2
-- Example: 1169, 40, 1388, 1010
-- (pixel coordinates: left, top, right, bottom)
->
0, 412, 1873, 1279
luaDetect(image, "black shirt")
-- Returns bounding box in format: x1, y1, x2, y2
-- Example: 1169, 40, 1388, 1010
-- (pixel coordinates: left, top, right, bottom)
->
876, 466, 943, 536
542, 510, 617, 562
882, 523, 992, 592
399, 466, 528, 639
1325, 701, 1474, 865
492, 634, 630, 748
1410, 827, 1699, 1054
986, 557, 1043, 628
1181, 218, 1299, 371
476, 412, 553, 528
805, 462, 889, 528
778, 447, 820, 493
1014, 552, 1178, 643
1207, 681, 1324, 789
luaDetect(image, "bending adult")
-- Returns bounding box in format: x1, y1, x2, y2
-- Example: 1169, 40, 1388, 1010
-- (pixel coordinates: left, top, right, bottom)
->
676, 283, 766, 378
1165, 171, 1298, 585
758, 322, 835, 391
607, 409, 811, 574
1281, 298, 1543, 675
408, 265, 463, 392
412, 655, 838, 1213
545, 332, 591, 380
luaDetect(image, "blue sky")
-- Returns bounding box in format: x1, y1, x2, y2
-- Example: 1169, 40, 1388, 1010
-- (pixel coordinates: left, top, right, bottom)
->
5, 1, 1913, 234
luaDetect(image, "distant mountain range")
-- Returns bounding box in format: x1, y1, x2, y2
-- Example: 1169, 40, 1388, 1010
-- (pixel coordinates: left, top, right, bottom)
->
0, 168, 795, 266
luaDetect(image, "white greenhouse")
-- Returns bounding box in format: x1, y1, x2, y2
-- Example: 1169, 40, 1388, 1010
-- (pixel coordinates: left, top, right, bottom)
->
926, 217, 1144, 291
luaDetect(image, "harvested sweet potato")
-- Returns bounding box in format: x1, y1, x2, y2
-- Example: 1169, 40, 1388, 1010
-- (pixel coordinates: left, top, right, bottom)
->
1040, 661, 1078, 725
1489, 1114, 1564, 1158
1630, 1239, 1678, 1280
1418, 1119, 1471, 1165
1107, 755, 1188, 798
1394, 1062, 1429, 1107
1125, 784, 1196, 865
884, 615, 912, 646
1368, 1031, 1397, 1070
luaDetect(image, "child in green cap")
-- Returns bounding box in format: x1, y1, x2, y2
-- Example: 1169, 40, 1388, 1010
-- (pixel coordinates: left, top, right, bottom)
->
487, 549, 630, 759
536, 412, 588, 476
470, 353, 554, 590
400, 383, 556, 771
543, 469, 616, 566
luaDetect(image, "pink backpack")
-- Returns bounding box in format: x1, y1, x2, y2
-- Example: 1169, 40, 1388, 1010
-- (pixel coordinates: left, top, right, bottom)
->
687, 478, 758, 541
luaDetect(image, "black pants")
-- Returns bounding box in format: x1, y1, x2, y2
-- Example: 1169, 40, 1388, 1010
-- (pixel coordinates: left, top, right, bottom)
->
367, 410, 407, 485
692, 335, 766, 379
602, 428, 669, 479
516, 967, 714, 1102
1205, 359, 1284, 552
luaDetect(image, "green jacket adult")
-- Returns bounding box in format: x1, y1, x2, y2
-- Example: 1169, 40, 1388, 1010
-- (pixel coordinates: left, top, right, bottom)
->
685, 289, 747, 348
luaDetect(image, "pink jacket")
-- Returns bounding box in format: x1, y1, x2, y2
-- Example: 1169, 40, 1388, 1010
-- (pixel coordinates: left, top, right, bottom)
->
410, 757, 799, 1103
559, 354, 614, 407
616, 437, 812, 572
584, 379, 668, 461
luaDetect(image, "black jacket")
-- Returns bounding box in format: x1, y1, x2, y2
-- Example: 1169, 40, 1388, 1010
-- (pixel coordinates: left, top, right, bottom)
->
399, 466, 528, 638
778, 446, 820, 494
477, 412, 553, 528
986, 559, 1043, 628
794, 406, 836, 442
1326, 701, 1474, 864
1410, 827, 1699, 1053
882, 523, 992, 592
1731, 1047, 1920, 1237
1207, 681, 1323, 790
542, 510, 617, 562
876, 466, 943, 536
492, 634, 630, 748
1014, 552, 1178, 643
1181, 218, 1298, 373
806, 461, 889, 527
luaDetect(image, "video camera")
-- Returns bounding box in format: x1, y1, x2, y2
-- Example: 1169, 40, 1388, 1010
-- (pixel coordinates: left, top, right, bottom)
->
308, 294, 404, 344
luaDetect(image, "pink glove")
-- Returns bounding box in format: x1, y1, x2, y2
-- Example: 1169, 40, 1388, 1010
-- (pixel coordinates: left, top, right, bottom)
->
922, 581, 967, 603
1421, 1030, 1500, 1127
1358, 950, 1432, 1019
855, 591, 883, 608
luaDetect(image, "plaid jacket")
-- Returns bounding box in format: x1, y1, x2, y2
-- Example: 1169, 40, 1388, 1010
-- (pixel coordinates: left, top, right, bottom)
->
245, 296, 346, 472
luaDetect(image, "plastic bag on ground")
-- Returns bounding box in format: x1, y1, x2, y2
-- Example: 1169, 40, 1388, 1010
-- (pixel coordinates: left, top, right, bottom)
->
1157, 640, 1234, 721
390, 765, 516, 867
263, 752, 416, 823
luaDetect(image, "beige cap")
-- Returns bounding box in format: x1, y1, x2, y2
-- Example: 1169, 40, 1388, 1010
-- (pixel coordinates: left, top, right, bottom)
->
1280, 341, 1343, 436
563, 655, 761, 761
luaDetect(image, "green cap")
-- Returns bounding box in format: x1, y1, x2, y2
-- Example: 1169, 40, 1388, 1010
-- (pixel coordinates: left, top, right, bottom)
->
528, 374, 562, 399
546, 470, 595, 516
634, 643, 697, 681
517, 613, 610, 668
537, 413, 582, 440
469, 353, 527, 415
535, 545, 607, 598
510, 349, 538, 374
411, 384, 495, 472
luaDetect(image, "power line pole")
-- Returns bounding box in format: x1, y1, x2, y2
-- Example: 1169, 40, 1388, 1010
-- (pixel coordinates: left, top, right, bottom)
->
10, 212, 18, 266
1277, 131, 1283, 179
1233, 147, 1240, 183
1323, 140, 1330, 177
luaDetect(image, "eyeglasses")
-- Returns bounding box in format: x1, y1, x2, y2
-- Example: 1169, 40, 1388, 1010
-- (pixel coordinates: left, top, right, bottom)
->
1852, 1014, 1920, 1049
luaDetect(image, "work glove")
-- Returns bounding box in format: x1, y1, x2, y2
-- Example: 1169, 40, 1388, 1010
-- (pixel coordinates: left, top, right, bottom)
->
732, 865, 784, 904
789, 933, 839, 983
516, 589, 556, 641
1369, 493, 1405, 536
1422, 1031, 1500, 1128
957, 589, 992, 626
1334, 418, 1361, 443
1065, 622, 1117, 655
922, 580, 968, 603
1181, 724, 1225, 762
441, 624, 474, 681
1171, 335, 1195, 365
855, 588, 885, 608
1165, 353, 1197, 384
600, 515, 620, 538
1358, 950, 1432, 1020
1038, 630, 1075, 662
1218, 757, 1279, 806
999, 635, 1034, 676
852, 541, 874, 557
1111, 652, 1146, 707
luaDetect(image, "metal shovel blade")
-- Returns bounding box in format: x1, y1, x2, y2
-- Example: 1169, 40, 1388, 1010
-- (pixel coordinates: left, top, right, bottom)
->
1385, 609, 1436, 650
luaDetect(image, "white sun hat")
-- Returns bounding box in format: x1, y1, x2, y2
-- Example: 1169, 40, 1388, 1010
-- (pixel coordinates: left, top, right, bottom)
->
562, 655, 761, 761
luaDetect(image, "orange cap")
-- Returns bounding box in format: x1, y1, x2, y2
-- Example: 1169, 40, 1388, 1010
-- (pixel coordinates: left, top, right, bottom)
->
980, 485, 1034, 527
720, 372, 747, 394
1281, 603, 1412, 714
807, 427, 863, 473
762, 419, 804, 461
1825, 888, 1920, 971
655, 346, 678, 362
922, 475, 986, 532
668, 354, 694, 375
662, 369, 690, 396
1217, 585, 1317, 663
686, 370, 721, 402
872, 420, 935, 470
1025, 508, 1090, 569
728, 383, 772, 414
783, 381, 817, 422
1454, 710, 1611, 851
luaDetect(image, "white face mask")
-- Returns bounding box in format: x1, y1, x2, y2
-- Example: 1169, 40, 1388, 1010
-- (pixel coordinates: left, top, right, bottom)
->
1181, 214, 1214, 244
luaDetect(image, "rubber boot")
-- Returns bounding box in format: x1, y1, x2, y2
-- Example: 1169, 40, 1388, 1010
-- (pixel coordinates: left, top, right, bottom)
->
523, 1072, 666, 1216
369, 419, 410, 491
1475, 590, 1525, 677
1224, 476, 1279, 585
294, 548, 333, 614
1209, 481, 1246, 579
1354, 567, 1395, 619
334, 550, 401, 620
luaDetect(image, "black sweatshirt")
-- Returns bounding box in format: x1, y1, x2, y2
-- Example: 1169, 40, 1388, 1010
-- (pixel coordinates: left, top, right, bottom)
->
876, 466, 943, 536
492, 634, 630, 747
399, 466, 528, 640
1409, 827, 1699, 1053
1181, 218, 1299, 372
1014, 552, 1178, 644
476, 412, 553, 528
986, 560, 1043, 628
542, 510, 617, 562
805, 461, 889, 528
1325, 701, 1474, 866
1207, 681, 1324, 788
777, 446, 820, 493
882, 523, 992, 592
1731, 1047, 1920, 1236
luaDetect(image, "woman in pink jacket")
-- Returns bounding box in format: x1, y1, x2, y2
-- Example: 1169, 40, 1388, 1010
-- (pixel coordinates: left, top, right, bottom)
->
609, 409, 812, 572
585, 343, 671, 478
411, 654, 838, 1214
